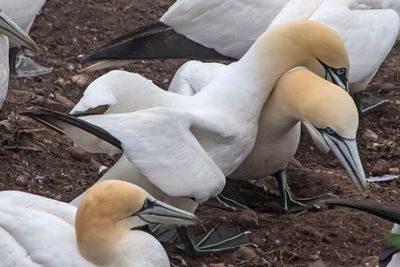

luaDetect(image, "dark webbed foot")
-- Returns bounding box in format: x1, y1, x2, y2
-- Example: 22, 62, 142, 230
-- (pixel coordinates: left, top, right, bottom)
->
176, 225, 256, 256
274, 170, 338, 213
353, 92, 389, 116
9, 48, 52, 78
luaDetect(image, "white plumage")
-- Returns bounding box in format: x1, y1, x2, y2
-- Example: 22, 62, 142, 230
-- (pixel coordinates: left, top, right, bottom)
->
160, 0, 399, 94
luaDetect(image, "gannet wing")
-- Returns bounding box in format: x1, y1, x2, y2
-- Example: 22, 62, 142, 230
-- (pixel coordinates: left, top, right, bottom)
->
24, 108, 226, 202
161, 0, 287, 58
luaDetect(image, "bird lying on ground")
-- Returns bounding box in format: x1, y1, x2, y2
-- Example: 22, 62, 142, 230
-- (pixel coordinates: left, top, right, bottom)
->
0, 180, 197, 267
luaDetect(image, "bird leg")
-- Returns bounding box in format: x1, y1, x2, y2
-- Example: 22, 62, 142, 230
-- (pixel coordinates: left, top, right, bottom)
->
9, 47, 52, 78
150, 224, 256, 255
352, 92, 390, 116
176, 225, 256, 256
274, 169, 337, 212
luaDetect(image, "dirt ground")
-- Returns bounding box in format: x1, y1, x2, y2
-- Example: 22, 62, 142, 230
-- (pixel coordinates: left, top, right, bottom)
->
1, 0, 399, 266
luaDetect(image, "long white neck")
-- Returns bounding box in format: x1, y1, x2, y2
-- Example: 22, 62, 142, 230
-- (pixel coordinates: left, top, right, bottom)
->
194, 30, 307, 120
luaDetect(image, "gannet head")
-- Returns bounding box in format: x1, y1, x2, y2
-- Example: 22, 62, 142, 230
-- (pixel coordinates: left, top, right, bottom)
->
0, 12, 38, 52
276, 68, 366, 191
76, 180, 198, 265
255, 21, 349, 91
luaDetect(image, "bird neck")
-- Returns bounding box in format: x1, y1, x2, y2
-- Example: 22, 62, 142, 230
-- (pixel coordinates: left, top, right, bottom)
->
196, 29, 308, 121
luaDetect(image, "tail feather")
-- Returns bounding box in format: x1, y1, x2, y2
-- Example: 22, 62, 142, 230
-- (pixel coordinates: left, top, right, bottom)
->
325, 198, 400, 224
23, 108, 122, 150
82, 22, 233, 65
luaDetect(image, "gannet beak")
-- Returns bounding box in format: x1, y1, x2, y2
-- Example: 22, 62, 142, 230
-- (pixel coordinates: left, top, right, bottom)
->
321, 132, 367, 191
0, 12, 38, 52
317, 59, 349, 92
137, 199, 198, 225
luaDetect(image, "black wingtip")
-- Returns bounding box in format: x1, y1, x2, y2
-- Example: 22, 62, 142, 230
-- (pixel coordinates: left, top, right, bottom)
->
22, 108, 123, 149
325, 198, 400, 224
82, 21, 234, 64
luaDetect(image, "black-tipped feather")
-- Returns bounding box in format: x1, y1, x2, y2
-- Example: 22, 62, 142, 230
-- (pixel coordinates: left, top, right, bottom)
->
325, 198, 400, 224
82, 22, 233, 63
23, 109, 122, 149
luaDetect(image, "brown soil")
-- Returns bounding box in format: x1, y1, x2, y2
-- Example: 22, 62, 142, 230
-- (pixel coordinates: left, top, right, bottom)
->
1, 0, 399, 266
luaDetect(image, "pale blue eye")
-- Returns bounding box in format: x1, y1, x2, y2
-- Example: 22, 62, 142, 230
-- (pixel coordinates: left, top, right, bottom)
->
336, 68, 346, 76
324, 127, 335, 135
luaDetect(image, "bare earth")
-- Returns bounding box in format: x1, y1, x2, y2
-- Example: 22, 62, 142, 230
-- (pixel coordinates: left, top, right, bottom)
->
1, 1, 399, 266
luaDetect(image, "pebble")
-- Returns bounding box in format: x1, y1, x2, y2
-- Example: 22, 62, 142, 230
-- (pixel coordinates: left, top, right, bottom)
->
237, 209, 259, 227
232, 247, 258, 261
307, 259, 327, 267
389, 167, 400, 175
361, 129, 379, 141
15, 175, 29, 187
67, 146, 92, 161
71, 74, 90, 87
371, 159, 390, 176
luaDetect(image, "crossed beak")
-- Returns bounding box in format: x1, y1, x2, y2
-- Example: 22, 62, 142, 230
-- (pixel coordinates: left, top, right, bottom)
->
137, 199, 199, 226
0, 12, 38, 52
321, 132, 367, 191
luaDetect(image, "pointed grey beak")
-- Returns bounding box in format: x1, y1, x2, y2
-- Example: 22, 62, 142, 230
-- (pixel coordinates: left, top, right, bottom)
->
321, 132, 367, 191
137, 199, 198, 226
327, 67, 349, 93
0, 12, 38, 52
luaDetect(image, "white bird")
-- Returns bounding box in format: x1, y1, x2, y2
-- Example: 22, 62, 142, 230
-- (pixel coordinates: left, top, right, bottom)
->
324, 198, 400, 267
29, 23, 366, 213
82, 0, 399, 111
0, 11, 38, 108
69, 64, 365, 211
0, 180, 197, 267
0, 0, 52, 78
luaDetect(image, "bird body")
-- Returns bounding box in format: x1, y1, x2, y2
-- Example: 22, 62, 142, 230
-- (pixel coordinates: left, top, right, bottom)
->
0, 180, 197, 266
84, 0, 399, 95
27, 22, 366, 210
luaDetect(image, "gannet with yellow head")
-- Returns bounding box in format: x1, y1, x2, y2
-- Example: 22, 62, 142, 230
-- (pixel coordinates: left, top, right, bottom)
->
24, 21, 363, 249
0, 180, 197, 266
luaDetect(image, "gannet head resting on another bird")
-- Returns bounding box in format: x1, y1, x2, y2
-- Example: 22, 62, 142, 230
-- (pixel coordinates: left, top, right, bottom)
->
273, 68, 365, 190
25, 21, 353, 204
76, 180, 198, 266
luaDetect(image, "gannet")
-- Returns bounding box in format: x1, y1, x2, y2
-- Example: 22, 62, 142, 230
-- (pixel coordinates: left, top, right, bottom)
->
24, 21, 365, 248
325, 198, 400, 267
26, 21, 355, 203
0, 180, 197, 266
82, 0, 399, 112
68, 64, 365, 211
0, 11, 38, 108
1, 0, 52, 78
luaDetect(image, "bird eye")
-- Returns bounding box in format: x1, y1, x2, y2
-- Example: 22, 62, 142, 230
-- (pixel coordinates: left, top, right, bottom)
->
323, 127, 335, 135
336, 68, 346, 76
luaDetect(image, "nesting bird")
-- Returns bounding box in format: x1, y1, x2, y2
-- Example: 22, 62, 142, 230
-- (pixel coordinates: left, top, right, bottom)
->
0, 180, 197, 267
